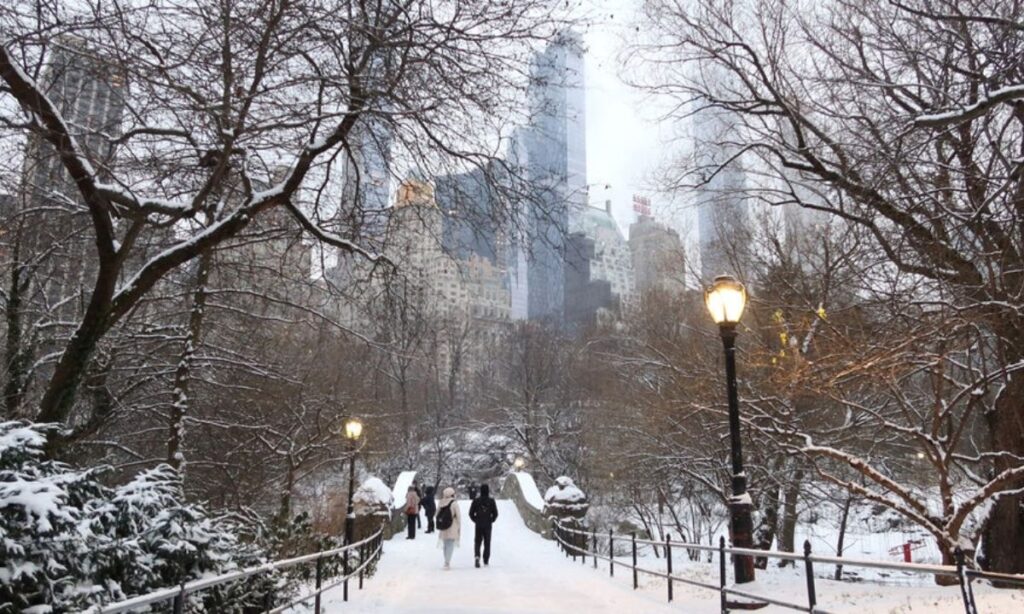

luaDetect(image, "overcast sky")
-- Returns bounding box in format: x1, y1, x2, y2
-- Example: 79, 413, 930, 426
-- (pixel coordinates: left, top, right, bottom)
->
580, 0, 697, 248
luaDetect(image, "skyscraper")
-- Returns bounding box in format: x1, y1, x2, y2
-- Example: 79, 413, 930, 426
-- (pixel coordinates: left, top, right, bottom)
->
436, 163, 499, 264
693, 70, 750, 282
338, 113, 393, 249
19, 39, 126, 315
629, 197, 686, 296
519, 31, 588, 325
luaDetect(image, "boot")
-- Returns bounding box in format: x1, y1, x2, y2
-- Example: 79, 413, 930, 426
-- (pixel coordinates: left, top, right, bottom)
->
475, 557, 481, 568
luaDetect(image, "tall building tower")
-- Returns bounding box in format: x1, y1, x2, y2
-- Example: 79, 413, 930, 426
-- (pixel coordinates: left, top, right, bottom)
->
629, 196, 686, 296
693, 74, 750, 282
436, 163, 499, 264
520, 31, 588, 325
19, 39, 126, 316
339, 113, 392, 249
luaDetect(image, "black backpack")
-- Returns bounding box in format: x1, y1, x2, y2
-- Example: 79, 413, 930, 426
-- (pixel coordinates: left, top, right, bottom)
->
436, 501, 454, 531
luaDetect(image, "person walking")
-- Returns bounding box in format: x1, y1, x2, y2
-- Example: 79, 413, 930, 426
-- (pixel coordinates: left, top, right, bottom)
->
404, 486, 420, 540
435, 487, 460, 569
468, 483, 499, 568
413, 483, 423, 530
421, 485, 437, 534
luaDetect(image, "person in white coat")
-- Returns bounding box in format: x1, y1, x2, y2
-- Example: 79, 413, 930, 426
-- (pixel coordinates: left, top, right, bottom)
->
435, 487, 461, 569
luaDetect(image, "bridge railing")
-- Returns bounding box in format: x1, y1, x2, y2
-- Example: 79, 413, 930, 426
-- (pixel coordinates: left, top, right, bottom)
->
92, 522, 386, 614
552, 520, 1024, 614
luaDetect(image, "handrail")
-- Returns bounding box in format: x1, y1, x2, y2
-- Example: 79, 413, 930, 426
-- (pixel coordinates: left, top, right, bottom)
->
552, 518, 1024, 614
93, 524, 386, 614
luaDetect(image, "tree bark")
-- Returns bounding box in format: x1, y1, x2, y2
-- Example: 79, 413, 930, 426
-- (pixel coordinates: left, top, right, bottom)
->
777, 469, 802, 567
167, 251, 211, 472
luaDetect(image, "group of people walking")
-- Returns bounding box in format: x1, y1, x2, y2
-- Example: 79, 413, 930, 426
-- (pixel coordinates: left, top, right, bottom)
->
403, 483, 499, 569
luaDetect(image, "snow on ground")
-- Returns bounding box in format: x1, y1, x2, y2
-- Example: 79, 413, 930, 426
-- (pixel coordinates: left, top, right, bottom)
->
300, 500, 1022, 613
311, 500, 676, 613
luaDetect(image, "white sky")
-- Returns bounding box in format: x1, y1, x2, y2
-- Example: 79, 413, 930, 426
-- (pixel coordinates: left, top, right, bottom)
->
580, 0, 697, 249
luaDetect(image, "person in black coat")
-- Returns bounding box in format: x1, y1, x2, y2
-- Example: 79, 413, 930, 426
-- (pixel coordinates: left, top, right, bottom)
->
468, 483, 499, 567
420, 485, 437, 533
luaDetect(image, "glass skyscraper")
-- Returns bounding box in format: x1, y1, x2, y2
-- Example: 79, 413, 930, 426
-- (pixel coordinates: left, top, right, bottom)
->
518, 31, 588, 325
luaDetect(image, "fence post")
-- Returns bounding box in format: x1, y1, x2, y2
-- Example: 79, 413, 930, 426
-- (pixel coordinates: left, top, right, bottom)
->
359, 542, 366, 590
609, 528, 615, 577
581, 529, 586, 565
719, 536, 727, 614
955, 547, 979, 614
172, 583, 186, 614
666, 533, 673, 603
314, 555, 323, 614
343, 543, 350, 603
593, 529, 598, 569
803, 540, 817, 612
632, 532, 638, 590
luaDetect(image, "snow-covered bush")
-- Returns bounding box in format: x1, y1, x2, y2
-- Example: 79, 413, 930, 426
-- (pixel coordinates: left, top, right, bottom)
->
353, 477, 393, 517
544, 476, 589, 520
0, 421, 270, 612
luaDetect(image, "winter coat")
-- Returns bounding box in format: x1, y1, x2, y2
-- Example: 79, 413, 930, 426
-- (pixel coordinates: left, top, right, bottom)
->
405, 490, 420, 516
436, 490, 461, 544
420, 486, 437, 515
469, 484, 499, 527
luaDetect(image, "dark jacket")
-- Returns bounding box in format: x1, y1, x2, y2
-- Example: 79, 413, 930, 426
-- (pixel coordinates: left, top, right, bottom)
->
469, 484, 499, 526
420, 486, 437, 515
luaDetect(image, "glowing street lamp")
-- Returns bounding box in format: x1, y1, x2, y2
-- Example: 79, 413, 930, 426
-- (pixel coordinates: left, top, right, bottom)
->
704, 275, 756, 585
343, 417, 364, 548
513, 456, 525, 471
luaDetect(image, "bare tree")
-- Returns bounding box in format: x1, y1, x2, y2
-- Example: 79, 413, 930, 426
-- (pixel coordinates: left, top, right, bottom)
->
631, 0, 1024, 574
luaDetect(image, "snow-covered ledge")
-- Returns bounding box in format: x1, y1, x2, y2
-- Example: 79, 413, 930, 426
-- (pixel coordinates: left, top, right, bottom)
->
500, 471, 552, 538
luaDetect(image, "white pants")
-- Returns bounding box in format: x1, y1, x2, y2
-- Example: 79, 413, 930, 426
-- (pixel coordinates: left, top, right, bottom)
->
443, 539, 456, 565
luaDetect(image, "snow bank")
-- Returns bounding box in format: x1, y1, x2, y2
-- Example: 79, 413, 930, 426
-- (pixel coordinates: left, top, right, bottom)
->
513, 472, 545, 511
391, 471, 417, 510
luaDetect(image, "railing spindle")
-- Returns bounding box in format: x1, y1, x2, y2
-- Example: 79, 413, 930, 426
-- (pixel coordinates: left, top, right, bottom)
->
609, 528, 614, 577
314, 556, 323, 614
632, 532, 638, 590
593, 530, 598, 569
666, 533, 673, 603
803, 540, 817, 612
719, 536, 727, 614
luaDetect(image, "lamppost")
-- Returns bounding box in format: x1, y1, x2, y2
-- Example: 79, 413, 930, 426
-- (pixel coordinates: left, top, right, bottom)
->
513, 456, 525, 471
704, 275, 756, 585
343, 417, 364, 547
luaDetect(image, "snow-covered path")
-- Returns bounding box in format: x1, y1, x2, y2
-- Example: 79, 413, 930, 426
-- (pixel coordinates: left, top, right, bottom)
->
317, 500, 676, 613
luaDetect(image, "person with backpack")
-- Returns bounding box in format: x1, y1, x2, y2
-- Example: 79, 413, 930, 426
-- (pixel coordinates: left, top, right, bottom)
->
435, 487, 460, 569
468, 483, 499, 568
404, 486, 420, 539
420, 485, 437, 534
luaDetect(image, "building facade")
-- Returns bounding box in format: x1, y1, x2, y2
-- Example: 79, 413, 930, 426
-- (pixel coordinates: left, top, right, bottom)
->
629, 212, 686, 296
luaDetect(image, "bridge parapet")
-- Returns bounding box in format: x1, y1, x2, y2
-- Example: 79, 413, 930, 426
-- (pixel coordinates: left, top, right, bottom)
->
501, 471, 554, 538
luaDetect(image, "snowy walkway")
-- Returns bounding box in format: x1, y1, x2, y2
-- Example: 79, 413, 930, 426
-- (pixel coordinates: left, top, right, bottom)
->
314, 500, 676, 613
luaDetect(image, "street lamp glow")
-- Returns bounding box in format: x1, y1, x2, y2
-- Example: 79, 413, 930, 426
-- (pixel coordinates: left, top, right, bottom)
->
704, 275, 748, 326
513, 457, 525, 470
344, 417, 363, 441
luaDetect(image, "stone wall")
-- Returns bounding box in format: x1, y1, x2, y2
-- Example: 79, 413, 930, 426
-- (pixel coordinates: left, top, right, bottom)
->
500, 474, 552, 539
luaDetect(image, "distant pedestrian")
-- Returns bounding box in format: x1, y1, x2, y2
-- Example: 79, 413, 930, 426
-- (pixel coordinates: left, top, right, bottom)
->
468, 483, 499, 568
421, 485, 437, 533
414, 483, 423, 529
404, 486, 420, 539
435, 487, 461, 569
468, 483, 478, 500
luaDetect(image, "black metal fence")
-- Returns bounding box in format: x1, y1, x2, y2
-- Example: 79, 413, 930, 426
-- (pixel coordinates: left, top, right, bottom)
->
94, 523, 386, 614
552, 520, 1024, 614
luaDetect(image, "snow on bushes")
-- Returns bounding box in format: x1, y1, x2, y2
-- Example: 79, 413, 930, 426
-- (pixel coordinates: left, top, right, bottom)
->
354, 477, 393, 517
0, 421, 268, 612
543, 476, 589, 519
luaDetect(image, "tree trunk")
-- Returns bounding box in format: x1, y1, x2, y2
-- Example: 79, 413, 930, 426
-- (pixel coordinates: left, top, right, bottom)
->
981, 338, 1024, 577
778, 469, 802, 567
753, 479, 781, 569
167, 252, 211, 472
834, 492, 853, 579
3, 238, 31, 417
